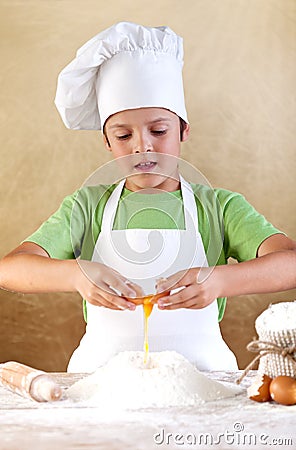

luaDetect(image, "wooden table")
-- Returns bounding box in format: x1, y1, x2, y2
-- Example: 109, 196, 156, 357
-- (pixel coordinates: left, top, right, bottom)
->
1, 371, 295, 450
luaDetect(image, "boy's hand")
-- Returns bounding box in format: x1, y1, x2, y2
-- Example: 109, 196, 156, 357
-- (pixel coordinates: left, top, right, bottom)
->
155, 267, 219, 310
74, 260, 144, 310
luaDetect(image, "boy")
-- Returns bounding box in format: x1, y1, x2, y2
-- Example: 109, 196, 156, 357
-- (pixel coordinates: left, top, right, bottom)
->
1, 23, 295, 372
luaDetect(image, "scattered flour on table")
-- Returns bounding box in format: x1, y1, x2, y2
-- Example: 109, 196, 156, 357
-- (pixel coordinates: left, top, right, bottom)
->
66, 351, 241, 409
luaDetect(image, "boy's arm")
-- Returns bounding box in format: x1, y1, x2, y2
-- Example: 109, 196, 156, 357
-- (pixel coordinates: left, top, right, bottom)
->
155, 234, 296, 310
0, 242, 139, 310
218, 233, 296, 297
0, 242, 81, 293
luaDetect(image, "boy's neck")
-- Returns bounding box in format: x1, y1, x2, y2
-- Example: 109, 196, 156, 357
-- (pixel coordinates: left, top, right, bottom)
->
125, 172, 181, 193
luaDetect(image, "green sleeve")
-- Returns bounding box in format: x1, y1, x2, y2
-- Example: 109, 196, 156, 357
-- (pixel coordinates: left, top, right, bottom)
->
23, 191, 85, 259
221, 191, 283, 262
23, 185, 115, 261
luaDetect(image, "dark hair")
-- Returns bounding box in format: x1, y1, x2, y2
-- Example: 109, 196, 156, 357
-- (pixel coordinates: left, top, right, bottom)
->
103, 116, 187, 147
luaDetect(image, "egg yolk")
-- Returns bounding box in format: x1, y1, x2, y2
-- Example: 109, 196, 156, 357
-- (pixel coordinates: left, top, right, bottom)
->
142, 291, 170, 364
143, 298, 154, 364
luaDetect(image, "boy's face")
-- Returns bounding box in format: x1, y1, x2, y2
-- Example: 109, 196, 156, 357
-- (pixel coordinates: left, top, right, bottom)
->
103, 107, 189, 191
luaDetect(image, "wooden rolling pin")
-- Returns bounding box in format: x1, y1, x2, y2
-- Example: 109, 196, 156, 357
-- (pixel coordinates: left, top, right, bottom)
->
0, 361, 62, 402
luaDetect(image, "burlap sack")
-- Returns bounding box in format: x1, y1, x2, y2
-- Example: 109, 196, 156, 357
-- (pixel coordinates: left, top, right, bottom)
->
255, 302, 296, 378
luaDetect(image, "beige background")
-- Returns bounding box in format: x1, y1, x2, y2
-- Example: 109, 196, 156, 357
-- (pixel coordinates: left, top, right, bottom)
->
0, 0, 295, 371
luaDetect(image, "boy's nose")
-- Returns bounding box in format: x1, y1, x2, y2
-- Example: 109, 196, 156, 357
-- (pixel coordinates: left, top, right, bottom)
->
133, 134, 152, 153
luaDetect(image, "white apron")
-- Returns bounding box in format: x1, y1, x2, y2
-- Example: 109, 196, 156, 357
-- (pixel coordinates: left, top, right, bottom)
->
68, 177, 238, 372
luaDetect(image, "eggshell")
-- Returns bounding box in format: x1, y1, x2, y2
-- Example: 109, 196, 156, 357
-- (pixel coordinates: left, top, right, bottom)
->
247, 374, 272, 402
126, 291, 170, 306
269, 376, 296, 406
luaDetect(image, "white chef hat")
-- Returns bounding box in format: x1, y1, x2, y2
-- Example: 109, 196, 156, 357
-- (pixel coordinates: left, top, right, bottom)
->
54, 22, 188, 130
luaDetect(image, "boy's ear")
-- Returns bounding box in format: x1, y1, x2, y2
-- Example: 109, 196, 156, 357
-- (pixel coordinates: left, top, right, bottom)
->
181, 123, 190, 142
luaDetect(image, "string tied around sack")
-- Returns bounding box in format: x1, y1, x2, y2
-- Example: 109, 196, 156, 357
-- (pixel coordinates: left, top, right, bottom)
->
236, 340, 296, 384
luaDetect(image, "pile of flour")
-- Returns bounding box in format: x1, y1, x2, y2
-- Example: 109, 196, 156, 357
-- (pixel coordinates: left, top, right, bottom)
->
256, 301, 296, 331
66, 351, 241, 409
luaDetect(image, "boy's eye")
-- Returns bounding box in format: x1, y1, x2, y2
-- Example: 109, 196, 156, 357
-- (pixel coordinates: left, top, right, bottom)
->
116, 134, 131, 140
151, 129, 167, 135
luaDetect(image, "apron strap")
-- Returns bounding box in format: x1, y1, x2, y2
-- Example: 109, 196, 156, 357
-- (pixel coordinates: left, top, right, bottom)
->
100, 179, 125, 233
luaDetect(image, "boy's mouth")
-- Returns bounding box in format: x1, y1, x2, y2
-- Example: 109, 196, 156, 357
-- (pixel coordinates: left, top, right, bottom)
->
134, 161, 157, 172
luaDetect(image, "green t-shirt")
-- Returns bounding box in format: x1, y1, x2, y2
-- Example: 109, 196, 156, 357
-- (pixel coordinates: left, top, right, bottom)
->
24, 183, 281, 321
